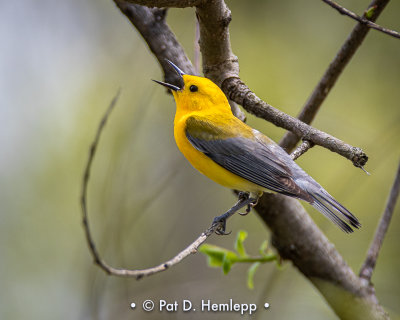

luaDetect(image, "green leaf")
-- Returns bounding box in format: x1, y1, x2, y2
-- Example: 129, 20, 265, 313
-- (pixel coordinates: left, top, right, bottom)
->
199, 244, 226, 267
200, 233, 277, 280
234, 230, 248, 257
199, 244, 237, 269
222, 253, 233, 274
247, 262, 261, 289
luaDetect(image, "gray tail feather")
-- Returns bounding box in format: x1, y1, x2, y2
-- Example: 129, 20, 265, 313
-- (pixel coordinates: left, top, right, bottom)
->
308, 191, 361, 233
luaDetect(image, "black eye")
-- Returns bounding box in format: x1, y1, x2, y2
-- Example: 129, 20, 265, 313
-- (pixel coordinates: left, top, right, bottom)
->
189, 85, 198, 92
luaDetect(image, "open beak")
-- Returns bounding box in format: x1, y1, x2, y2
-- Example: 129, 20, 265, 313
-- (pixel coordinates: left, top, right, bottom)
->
152, 60, 186, 91
166, 60, 186, 77
152, 79, 180, 91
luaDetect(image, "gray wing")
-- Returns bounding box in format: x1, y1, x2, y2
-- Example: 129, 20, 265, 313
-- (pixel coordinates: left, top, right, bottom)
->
185, 117, 311, 200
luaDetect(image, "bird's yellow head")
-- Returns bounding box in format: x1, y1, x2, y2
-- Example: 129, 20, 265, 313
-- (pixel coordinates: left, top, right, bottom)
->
153, 60, 231, 114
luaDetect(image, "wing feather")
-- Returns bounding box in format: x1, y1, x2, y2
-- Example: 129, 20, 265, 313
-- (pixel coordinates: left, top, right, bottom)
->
185, 116, 310, 200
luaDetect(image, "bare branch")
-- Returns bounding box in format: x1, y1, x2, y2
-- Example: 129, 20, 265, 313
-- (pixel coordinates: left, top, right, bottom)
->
359, 160, 400, 281
322, 0, 399, 39
290, 140, 314, 161
80, 92, 256, 278
221, 77, 368, 168
280, 0, 392, 152
195, 0, 239, 86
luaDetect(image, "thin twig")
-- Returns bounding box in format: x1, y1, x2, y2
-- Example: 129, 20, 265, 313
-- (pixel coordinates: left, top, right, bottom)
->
280, 0, 392, 153
80, 91, 255, 278
290, 140, 314, 161
359, 160, 400, 281
80, 90, 120, 274
322, 0, 400, 39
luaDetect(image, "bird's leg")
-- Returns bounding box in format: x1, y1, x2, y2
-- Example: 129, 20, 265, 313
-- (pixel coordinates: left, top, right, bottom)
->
237, 192, 250, 216
212, 192, 257, 235
238, 192, 261, 216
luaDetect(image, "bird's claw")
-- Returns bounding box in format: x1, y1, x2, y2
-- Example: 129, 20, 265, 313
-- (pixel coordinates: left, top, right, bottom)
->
238, 197, 259, 216
213, 216, 231, 235
215, 227, 232, 236
238, 204, 252, 216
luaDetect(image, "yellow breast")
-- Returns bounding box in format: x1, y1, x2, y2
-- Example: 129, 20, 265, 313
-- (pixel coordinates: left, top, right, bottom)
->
173, 113, 264, 194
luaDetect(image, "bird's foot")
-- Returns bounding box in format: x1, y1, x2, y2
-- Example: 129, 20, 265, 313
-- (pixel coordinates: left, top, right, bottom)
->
238, 194, 259, 216
212, 192, 259, 235
212, 215, 231, 235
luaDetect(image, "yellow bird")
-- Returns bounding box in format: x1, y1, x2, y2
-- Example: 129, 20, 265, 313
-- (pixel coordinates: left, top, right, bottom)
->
154, 60, 360, 233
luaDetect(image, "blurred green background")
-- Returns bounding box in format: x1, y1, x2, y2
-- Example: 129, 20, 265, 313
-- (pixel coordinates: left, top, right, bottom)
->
0, 0, 399, 319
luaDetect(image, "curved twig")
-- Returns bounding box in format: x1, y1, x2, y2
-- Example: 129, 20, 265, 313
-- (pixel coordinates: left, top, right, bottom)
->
81, 90, 120, 274
80, 90, 255, 278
